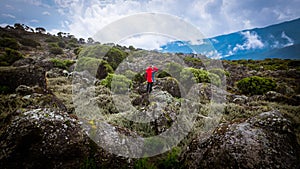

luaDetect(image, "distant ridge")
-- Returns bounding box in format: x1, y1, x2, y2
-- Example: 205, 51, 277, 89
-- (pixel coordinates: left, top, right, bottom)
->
160, 18, 300, 60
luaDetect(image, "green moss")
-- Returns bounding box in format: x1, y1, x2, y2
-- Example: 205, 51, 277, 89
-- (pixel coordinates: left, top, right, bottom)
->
237, 76, 277, 95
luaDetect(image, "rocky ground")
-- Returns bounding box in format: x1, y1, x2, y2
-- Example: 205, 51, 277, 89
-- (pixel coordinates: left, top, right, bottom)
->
0, 26, 299, 168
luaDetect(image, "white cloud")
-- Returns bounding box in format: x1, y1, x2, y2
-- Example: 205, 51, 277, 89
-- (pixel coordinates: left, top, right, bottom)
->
0, 23, 11, 28
22, 0, 41, 6
281, 31, 294, 47
2, 13, 16, 19
119, 34, 173, 50
5, 4, 15, 10
233, 31, 264, 52
54, 0, 80, 8
203, 50, 222, 59
51, 0, 300, 49
42, 11, 51, 16
30, 19, 39, 23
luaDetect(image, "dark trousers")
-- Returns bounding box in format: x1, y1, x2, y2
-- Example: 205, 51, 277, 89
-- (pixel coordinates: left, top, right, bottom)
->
146, 82, 153, 93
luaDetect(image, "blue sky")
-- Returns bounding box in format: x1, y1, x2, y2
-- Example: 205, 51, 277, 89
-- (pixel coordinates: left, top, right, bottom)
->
1, 0, 299, 49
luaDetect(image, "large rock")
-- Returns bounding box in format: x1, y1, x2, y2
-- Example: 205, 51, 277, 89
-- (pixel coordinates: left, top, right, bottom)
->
155, 77, 181, 98
181, 110, 300, 169
0, 108, 131, 169
0, 65, 47, 93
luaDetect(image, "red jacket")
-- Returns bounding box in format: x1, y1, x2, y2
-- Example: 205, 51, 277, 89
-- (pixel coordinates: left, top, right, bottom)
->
145, 66, 158, 82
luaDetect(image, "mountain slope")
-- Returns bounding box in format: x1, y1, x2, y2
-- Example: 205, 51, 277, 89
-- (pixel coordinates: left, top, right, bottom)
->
160, 18, 300, 60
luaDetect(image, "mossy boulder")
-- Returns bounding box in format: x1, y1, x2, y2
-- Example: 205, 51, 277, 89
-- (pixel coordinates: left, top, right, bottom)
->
155, 77, 181, 98
181, 110, 300, 169
0, 108, 131, 169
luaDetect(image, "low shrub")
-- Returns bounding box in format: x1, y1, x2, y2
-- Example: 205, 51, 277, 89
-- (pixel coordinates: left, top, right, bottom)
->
50, 59, 75, 70
104, 47, 128, 70
0, 85, 10, 94
45, 36, 60, 43
19, 38, 41, 48
100, 73, 132, 94
157, 70, 171, 78
49, 46, 64, 55
180, 67, 221, 86
134, 158, 157, 169
0, 37, 20, 49
74, 47, 82, 56
0, 48, 24, 65
166, 62, 184, 79
208, 68, 230, 78
76, 57, 113, 79
158, 147, 181, 169
133, 72, 146, 84
237, 76, 277, 95
57, 41, 66, 48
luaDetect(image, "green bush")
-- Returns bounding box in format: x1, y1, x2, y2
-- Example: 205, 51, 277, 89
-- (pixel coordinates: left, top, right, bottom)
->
76, 57, 113, 78
133, 72, 146, 84
0, 85, 10, 94
180, 67, 221, 86
57, 41, 66, 48
78, 44, 111, 59
80, 157, 97, 169
237, 76, 277, 95
158, 147, 181, 169
157, 70, 171, 78
0, 37, 20, 49
104, 47, 128, 70
19, 38, 40, 48
50, 59, 75, 70
208, 68, 230, 78
100, 73, 132, 94
124, 70, 136, 79
49, 46, 64, 55
0, 48, 24, 65
166, 62, 184, 79
183, 56, 203, 67
74, 47, 83, 56
45, 36, 61, 43
134, 158, 157, 169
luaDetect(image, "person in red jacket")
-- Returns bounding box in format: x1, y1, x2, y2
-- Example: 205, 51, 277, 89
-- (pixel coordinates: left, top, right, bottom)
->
145, 65, 158, 94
